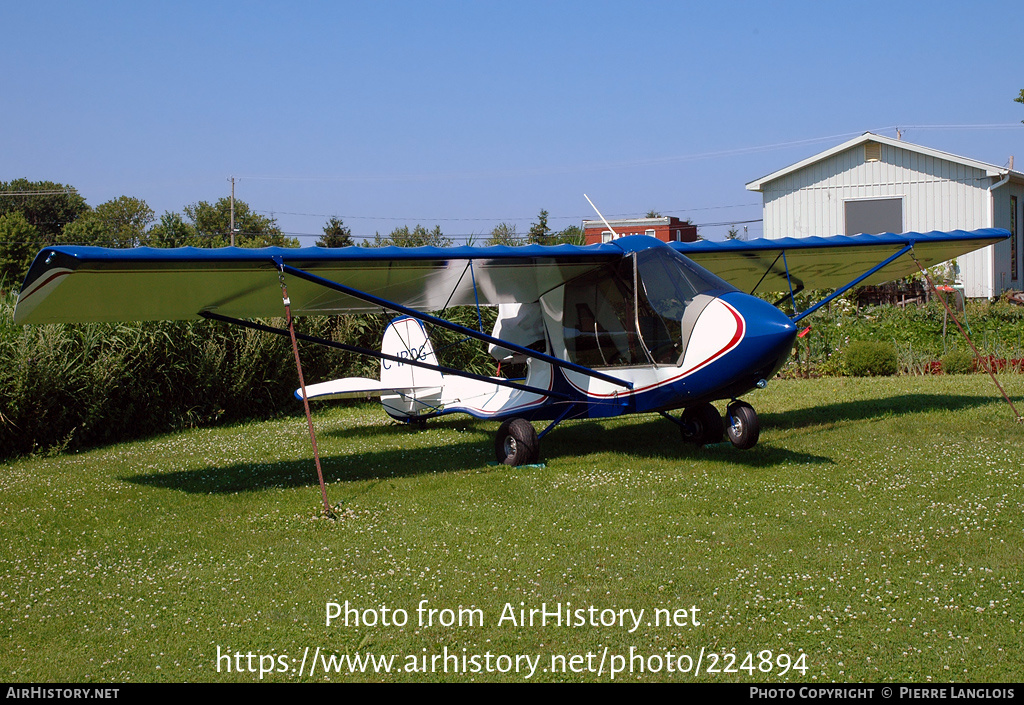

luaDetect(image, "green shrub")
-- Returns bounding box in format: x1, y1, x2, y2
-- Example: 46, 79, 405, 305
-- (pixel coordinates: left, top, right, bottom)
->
942, 349, 975, 375
816, 353, 845, 377
844, 340, 898, 377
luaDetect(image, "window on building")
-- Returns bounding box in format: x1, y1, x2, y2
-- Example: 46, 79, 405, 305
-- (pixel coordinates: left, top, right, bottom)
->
1012, 195, 1019, 281
601, 230, 613, 243
844, 198, 903, 235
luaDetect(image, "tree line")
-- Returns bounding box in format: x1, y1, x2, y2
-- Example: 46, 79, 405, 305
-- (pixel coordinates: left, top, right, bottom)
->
0, 178, 303, 286
0, 179, 594, 288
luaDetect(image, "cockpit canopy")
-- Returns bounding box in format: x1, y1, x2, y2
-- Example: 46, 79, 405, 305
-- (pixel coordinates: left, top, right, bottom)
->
562, 247, 736, 367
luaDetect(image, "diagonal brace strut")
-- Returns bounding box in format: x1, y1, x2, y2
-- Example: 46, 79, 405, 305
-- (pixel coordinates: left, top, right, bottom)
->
274, 260, 633, 390
792, 244, 915, 324
199, 311, 572, 401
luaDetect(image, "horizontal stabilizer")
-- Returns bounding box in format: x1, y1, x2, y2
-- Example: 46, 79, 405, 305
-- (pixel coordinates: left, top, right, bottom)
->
295, 377, 438, 401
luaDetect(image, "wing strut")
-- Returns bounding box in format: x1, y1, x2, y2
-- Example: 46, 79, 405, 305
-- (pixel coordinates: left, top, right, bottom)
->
781, 250, 798, 316
749, 250, 786, 294
198, 312, 572, 402
791, 244, 915, 324
274, 259, 633, 390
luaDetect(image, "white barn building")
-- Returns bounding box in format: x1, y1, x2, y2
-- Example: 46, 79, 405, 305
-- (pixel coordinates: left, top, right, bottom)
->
745, 132, 1024, 298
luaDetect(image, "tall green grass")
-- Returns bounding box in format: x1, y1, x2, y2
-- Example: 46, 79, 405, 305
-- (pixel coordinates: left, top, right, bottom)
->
0, 287, 500, 458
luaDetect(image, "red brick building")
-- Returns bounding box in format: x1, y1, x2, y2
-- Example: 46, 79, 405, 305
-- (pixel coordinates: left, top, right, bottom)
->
581, 216, 698, 245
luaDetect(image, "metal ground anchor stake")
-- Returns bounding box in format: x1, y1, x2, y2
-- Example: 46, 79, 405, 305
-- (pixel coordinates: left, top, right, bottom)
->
913, 255, 1022, 423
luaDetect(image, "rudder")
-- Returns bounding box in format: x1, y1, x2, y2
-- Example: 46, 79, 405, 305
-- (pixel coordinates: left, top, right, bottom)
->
380, 316, 444, 418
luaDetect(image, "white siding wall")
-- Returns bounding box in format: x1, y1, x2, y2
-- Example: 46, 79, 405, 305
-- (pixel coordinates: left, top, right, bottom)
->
958, 246, 993, 298
762, 142, 991, 238
761, 141, 999, 297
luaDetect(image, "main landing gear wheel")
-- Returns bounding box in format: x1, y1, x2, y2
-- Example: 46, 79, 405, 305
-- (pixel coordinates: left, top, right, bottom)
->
495, 418, 539, 466
725, 401, 760, 450
680, 403, 724, 446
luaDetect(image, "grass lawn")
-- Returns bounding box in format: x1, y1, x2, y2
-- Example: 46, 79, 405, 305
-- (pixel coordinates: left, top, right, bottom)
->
2, 375, 1022, 682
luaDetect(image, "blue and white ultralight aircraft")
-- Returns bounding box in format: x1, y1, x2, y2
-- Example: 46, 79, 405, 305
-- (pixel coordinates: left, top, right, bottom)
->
13, 222, 1008, 465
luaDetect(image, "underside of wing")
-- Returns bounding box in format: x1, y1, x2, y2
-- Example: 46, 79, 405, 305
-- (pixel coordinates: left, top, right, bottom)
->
14, 244, 621, 324
672, 229, 1009, 295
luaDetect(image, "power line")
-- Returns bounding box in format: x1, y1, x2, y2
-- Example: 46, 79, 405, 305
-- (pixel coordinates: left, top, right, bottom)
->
234, 124, 1022, 185
0, 190, 78, 197
235, 122, 1024, 187
898, 123, 1024, 130
690, 218, 763, 229
234, 130, 900, 184
282, 216, 765, 240
255, 202, 763, 224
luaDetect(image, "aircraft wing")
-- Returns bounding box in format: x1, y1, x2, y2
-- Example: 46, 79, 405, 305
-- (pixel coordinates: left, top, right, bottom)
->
672, 229, 1009, 295
14, 243, 620, 324
14, 229, 1008, 325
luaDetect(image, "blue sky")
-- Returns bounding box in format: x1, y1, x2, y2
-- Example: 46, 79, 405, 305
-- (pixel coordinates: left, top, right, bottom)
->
3, 1, 1023, 242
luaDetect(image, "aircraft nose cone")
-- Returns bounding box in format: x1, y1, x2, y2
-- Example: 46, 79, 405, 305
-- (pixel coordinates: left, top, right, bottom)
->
722, 292, 798, 389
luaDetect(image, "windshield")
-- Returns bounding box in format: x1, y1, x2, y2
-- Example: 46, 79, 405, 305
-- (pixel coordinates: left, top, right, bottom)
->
637, 247, 737, 308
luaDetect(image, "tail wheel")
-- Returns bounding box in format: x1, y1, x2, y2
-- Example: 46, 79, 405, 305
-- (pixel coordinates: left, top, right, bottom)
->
725, 401, 759, 450
495, 418, 539, 466
680, 403, 724, 446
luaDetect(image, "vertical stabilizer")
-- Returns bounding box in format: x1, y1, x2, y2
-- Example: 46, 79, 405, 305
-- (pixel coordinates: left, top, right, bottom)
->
380, 316, 444, 418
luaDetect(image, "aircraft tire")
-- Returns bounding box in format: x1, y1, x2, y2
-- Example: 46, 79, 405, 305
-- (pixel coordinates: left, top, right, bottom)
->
680, 403, 723, 446
495, 418, 539, 466
725, 401, 759, 450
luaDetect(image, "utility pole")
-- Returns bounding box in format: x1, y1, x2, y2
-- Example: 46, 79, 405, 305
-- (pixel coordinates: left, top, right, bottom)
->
229, 176, 236, 247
